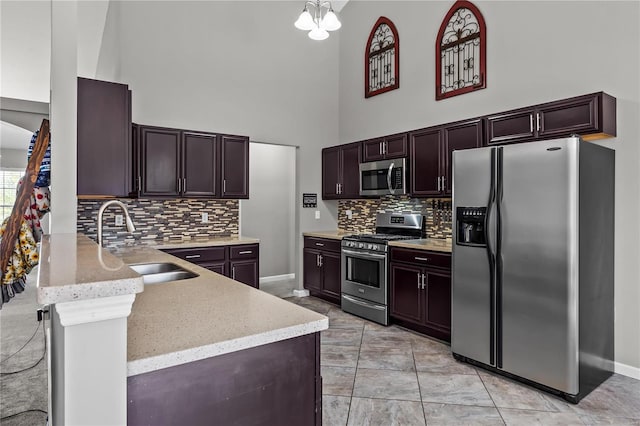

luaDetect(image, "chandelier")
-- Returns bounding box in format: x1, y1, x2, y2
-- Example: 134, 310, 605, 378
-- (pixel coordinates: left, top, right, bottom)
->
294, 1, 342, 41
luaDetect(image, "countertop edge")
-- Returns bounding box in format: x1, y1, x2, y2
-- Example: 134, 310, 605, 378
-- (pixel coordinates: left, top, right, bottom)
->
388, 239, 452, 253
302, 231, 347, 240
127, 317, 329, 376
37, 277, 144, 305
150, 237, 260, 250
36, 234, 145, 305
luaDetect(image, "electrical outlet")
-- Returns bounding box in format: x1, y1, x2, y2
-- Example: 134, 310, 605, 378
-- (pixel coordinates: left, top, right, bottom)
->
346, 209, 353, 220
315, 210, 320, 220
201, 212, 208, 223
115, 215, 124, 226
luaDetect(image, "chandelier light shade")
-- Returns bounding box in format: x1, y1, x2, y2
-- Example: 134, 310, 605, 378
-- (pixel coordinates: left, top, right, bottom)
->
295, 1, 342, 40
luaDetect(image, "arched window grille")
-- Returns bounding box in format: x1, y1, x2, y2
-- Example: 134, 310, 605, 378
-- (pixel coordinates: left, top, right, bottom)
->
436, 1, 486, 100
365, 17, 399, 98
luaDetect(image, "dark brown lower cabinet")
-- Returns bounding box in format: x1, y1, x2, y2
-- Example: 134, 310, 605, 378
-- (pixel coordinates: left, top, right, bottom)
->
230, 260, 258, 288
303, 237, 341, 305
162, 243, 259, 288
128, 332, 321, 426
390, 247, 451, 342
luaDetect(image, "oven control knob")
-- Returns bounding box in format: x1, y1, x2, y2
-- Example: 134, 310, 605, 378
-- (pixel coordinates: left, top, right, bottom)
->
367, 244, 373, 250
358, 243, 364, 248
371, 245, 376, 250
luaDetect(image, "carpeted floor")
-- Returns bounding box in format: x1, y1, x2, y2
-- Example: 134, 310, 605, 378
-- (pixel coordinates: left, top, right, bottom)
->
0, 268, 48, 426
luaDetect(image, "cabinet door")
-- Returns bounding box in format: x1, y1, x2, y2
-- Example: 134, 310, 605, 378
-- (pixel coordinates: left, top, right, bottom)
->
303, 249, 322, 291
424, 270, 451, 333
362, 138, 385, 162
384, 133, 408, 159
537, 94, 599, 139
221, 135, 249, 199
340, 142, 362, 198
443, 119, 483, 195
77, 78, 132, 197
410, 128, 442, 197
486, 109, 536, 146
182, 132, 218, 197
322, 147, 341, 199
320, 251, 341, 299
201, 261, 227, 276
231, 260, 259, 288
390, 263, 424, 325
140, 126, 181, 196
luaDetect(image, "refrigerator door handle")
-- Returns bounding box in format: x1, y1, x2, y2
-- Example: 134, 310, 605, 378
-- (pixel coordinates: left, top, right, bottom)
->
485, 147, 498, 366
495, 146, 505, 369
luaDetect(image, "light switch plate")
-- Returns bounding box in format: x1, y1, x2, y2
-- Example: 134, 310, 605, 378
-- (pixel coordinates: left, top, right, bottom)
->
315, 210, 320, 220
115, 215, 124, 226
201, 212, 208, 223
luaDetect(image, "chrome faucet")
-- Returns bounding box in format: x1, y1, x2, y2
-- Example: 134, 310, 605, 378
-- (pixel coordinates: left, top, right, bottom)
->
97, 200, 136, 246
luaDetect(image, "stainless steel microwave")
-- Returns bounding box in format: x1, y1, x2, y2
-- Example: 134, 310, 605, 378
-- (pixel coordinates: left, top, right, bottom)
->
359, 158, 408, 196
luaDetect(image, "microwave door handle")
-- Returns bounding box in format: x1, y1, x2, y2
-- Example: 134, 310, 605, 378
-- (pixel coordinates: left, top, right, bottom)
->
387, 162, 395, 194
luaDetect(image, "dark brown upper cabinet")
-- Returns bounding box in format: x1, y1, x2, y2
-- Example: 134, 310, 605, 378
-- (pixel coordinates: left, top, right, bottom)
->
182, 132, 219, 198
410, 127, 442, 197
362, 133, 408, 162
486, 92, 616, 145
410, 119, 483, 197
77, 77, 132, 197
136, 125, 248, 199
220, 135, 249, 199
322, 142, 362, 199
139, 126, 182, 197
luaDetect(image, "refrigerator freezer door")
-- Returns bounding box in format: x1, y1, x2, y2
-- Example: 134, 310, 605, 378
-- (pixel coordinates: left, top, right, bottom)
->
499, 138, 579, 395
452, 147, 495, 366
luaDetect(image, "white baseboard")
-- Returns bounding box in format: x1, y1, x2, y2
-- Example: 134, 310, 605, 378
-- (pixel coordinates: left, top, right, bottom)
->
292, 289, 310, 297
614, 361, 640, 380
259, 273, 295, 284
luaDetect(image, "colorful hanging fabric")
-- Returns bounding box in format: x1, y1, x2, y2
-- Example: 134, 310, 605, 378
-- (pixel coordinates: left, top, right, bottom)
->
27, 129, 51, 187
0, 177, 50, 306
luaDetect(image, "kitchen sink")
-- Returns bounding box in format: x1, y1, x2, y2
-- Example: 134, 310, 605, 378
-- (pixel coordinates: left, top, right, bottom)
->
128, 262, 198, 284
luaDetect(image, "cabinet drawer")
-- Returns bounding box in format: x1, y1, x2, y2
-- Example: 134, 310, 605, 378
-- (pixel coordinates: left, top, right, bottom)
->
304, 237, 341, 253
390, 247, 451, 269
229, 244, 259, 260
162, 246, 227, 263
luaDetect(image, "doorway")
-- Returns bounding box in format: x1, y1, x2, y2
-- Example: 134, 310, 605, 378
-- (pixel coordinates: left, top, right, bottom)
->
240, 142, 296, 297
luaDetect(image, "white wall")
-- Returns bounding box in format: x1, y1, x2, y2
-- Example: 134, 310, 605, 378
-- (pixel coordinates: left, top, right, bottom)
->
0, 1, 51, 102
0, 148, 27, 170
107, 0, 340, 283
338, 1, 640, 374
77, 1, 111, 79
241, 143, 296, 278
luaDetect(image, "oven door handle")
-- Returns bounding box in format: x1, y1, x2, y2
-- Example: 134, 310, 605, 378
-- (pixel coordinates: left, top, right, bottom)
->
342, 294, 387, 311
342, 249, 387, 260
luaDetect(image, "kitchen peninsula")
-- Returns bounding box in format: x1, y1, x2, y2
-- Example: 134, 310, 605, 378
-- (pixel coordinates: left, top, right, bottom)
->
37, 234, 328, 425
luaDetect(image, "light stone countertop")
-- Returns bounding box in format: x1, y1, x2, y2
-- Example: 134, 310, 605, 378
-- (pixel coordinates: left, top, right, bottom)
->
389, 238, 453, 253
118, 235, 260, 250
36, 234, 144, 305
122, 246, 328, 376
302, 230, 353, 240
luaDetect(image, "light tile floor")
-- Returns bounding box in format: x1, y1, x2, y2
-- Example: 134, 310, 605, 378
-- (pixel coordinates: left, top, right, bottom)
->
286, 296, 640, 426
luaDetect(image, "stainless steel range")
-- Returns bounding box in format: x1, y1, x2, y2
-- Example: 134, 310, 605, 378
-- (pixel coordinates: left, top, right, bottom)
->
341, 213, 424, 325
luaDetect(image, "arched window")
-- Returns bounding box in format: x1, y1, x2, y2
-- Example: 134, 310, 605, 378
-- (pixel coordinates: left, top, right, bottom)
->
365, 17, 399, 98
436, 1, 486, 100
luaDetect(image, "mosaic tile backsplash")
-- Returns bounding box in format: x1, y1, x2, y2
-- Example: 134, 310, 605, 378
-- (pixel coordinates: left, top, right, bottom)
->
338, 196, 452, 240
77, 198, 239, 249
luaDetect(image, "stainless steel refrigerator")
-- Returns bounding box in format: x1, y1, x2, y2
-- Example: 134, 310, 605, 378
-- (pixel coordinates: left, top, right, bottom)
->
451, 136, 614, 403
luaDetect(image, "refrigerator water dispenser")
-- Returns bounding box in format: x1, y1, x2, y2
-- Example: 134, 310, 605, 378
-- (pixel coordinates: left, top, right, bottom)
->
456, 207, 487, 246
